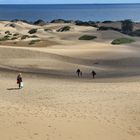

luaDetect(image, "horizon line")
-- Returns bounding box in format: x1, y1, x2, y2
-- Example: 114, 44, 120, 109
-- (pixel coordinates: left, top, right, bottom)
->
0, 3, 140, 5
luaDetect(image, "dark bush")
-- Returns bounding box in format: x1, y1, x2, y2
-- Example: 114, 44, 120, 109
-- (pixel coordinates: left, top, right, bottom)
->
51, 19, 66, 23
21, 35, 30, 40
28, 29, 37, 34
11, 37, 18, 40
44, 29, 52, 32
79, 35, 97, 40
0, 35, 10, 41
102, 20, 113, 23
34, 19, 46, 26
98, 26, 121, 32
51, 19, 74, 23
121, 19, 133, 34
11, 19, 30, 24
29, 40, 40, 45
57, 26, 71, 32
9, 23, 16, 28
75, 20, 97, 27
129, 29, 140, 37
13, 33, 19, 36
5, 31, 11, 34
31, 35, 38, 38
111, 38, 135, 45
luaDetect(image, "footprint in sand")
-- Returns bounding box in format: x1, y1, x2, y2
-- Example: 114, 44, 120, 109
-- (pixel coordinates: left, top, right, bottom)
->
34, 133, 38, 135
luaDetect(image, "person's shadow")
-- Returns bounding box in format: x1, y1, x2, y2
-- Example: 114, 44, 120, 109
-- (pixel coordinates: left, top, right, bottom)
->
7, 88, 20, 90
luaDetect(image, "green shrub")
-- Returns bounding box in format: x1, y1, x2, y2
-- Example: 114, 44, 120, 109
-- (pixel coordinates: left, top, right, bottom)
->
98, 26, 120, 32
98, 26, 109, 31
130, 29, 140, 37
102, 20, 113, 23
28, 28, 37, 34
44, 29, 52, 32
121, 19, 133, 34
21, 35, 30, 40
9, 23, 16, 28
31, 35, 38, 38
111, 38, 135, 45
57, 26, 71, 32
5, 31, 11, 34
11, 37, 17, 40
0, 35, 10, 41
34, 19, 46, 26
75, 20, 97, 27
44, 29, 49, 31
11, 37, 18, 40
29, 40, 40, 45
21, 35, 39, 40
79, 35, 97, 40
13, 33, 19, 36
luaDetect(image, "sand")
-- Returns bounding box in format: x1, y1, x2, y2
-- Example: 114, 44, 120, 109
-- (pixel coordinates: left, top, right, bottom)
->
0, 21, 140, 140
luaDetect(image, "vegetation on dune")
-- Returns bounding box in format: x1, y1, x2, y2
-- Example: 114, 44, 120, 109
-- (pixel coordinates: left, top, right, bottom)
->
75, 20, 98, 27
51, 19, 69, 23
121, 19, 133, 34
21, 35, 39, 40
5, 31, 11, 35
98, 26, 121, 32
111, 38, 135, 45
28, 28, 38, 34
13, 33, 19, 36
0, 35, 10, 41
34, 19, 46, 26
29, 40, 40, 45
51, 19, 98, 26
21, 35, 30, 40
11, 37, 18, 40
129, 29, 140, 37
44, 28, 52, 32
102, 20, 113, 23
98, 20, 140, 38
79, 35, 97, 40
8, 23, 16, 28
98, 19, 140, 38
57, 26, 71, 32
11, 19, 31, 24
30, 35, 38, 38
0, 34, 18, 41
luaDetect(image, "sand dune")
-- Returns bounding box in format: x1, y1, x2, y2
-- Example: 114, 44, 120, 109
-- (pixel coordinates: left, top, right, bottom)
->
0, 21, 140, 140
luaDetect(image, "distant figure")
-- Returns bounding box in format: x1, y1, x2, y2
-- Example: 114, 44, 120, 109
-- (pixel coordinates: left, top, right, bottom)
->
17, 73, 23, 89
91, 70, 96, 79
76, 69, 81, 77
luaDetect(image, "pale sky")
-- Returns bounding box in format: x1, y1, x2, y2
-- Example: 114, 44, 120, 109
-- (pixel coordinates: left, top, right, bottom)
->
0, 0, 140, 4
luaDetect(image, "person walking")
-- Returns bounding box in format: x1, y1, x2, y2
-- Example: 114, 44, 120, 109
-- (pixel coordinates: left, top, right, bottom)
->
17, 73, 23, 89
76, 69, 81, 77
91, 70, 96, 79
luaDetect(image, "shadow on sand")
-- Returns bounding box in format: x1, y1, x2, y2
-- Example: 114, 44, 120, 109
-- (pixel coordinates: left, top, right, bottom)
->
7, 88, 19, 90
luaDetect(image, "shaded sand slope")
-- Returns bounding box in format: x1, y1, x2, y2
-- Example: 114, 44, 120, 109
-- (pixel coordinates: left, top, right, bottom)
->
0, 40, 140, 79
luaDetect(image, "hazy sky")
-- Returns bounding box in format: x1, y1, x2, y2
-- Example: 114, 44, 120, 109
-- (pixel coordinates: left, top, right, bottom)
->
0, 0, 140, 4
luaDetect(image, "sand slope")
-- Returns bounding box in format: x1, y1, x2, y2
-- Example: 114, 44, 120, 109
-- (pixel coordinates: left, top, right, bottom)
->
0, 21, 140, 140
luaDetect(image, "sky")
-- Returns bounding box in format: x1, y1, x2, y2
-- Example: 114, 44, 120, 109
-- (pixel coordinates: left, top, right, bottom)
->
0, 0, 140, 4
